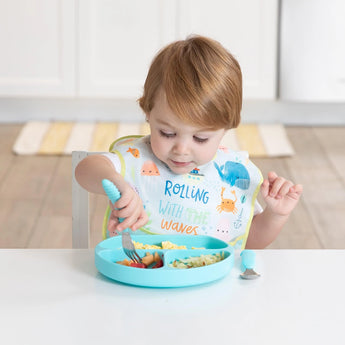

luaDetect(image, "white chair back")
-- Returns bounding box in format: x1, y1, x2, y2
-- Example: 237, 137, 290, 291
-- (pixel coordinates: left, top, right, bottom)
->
72, 151, 91, 248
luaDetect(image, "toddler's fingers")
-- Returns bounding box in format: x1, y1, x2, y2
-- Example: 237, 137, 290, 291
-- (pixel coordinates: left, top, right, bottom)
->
260, 179, 270, 198
116, 220, 133, 232
117, 202, 145, 230
131, 213, 149, 231
116, 197, 142, 219
108, 217, 117, 230
116, 215, 136, 231
117, 212, 147, 231
267, 171, 278, 184
268, 176, 286, 197
276, 180, 294, 199
289, 184, 303, 197
113, 193, 131, 210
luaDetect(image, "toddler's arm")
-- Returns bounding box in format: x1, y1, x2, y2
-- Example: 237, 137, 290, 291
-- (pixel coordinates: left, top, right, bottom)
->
246, 171, 303, 249
75, 154, 148, 231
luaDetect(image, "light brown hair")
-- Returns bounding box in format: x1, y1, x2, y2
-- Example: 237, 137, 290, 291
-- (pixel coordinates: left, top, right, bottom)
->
138, 35, 242, 129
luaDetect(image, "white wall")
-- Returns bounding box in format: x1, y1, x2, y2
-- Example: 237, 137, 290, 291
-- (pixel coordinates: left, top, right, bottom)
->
1, 0, 345, 124
280, 0, 345, 101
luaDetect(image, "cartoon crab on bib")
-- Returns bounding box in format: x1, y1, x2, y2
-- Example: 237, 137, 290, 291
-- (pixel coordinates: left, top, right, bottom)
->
216, 187, 238, 214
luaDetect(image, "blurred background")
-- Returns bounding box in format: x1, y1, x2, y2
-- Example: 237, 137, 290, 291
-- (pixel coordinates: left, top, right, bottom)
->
0, 0, 344, 248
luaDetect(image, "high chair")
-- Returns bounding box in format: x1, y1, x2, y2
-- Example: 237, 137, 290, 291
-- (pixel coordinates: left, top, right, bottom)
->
72, 151, 93, 248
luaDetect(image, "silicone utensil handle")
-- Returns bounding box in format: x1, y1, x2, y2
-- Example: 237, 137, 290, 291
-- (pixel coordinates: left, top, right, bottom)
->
102, 179, 124, 223
102, 179, 121, 204
240, 250, 256, 270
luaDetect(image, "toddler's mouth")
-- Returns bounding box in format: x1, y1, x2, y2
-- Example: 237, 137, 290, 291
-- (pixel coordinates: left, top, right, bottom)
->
170, 160, 191, 167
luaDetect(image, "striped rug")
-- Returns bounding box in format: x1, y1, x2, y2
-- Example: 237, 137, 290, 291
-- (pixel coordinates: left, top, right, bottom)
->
12, 122, 294, 157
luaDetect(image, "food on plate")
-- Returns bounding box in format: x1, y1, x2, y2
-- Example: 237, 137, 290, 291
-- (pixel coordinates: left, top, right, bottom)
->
117, 258, 132, 266
169, 252, 225, 269
130, 262, 147, 268
141, 251, 160, 266
161, 241, 187, 249
133, 240, 204, 250
152, 260, 163, 268
133, 241, 161, 250
117, 252, 163, 269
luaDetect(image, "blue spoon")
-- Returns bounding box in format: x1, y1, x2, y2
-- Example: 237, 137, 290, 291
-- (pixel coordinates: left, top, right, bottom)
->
240, 250, 260, 279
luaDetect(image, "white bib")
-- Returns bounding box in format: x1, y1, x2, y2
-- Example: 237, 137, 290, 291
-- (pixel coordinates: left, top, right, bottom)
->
104, 135, 263, 249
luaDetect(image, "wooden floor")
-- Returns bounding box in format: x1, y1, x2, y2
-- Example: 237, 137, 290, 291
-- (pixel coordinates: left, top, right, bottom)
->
1, 124, 345, 249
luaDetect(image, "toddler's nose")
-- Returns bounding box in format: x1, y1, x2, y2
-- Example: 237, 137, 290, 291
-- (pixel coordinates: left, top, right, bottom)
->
173, 141, 190, 155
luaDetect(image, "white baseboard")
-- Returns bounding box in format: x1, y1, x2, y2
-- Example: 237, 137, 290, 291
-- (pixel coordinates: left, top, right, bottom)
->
242, 101, 345, 125
0, 98, 345, 125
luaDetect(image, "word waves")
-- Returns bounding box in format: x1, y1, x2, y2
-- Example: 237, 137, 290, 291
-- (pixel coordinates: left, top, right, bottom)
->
160, 218, 198, 235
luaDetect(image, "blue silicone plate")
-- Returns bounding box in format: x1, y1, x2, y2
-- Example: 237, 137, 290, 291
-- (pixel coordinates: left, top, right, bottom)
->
95, 234, 234, 288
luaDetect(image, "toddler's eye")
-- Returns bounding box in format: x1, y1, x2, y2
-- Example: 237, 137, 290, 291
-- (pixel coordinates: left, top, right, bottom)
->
193, 136, 208, 143
159, 130, 175, 138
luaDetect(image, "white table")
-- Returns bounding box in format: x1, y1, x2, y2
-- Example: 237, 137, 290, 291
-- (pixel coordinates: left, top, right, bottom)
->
1, 249, 344, 345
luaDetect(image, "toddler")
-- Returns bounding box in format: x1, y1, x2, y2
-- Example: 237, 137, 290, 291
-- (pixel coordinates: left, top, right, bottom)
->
75, 35, 303, 249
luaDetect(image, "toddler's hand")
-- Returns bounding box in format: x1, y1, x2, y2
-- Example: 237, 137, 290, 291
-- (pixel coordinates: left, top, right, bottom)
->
108, 183, 148, 232
260, 171, 303, 217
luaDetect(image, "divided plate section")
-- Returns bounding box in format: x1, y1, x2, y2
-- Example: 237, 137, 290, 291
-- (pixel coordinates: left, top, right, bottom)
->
164, 249, 231, 269
95, 235, 234, 287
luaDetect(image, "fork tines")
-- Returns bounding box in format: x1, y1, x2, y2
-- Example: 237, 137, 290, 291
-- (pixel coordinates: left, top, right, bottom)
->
123, 248, 141, 264
122, 232, 142, 263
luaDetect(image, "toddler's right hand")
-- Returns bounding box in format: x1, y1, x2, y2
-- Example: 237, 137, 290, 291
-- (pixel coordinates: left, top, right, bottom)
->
108, 183, 148, 232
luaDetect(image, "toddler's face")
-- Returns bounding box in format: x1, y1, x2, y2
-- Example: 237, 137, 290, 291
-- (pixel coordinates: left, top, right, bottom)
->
147, 91, 226, 174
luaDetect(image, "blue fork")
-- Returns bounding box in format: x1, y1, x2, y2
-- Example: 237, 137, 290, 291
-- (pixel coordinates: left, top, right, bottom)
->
102, 179, 142, 264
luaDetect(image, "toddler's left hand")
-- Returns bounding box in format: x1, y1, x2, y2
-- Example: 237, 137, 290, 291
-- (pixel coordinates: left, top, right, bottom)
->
261, 171, 303, 216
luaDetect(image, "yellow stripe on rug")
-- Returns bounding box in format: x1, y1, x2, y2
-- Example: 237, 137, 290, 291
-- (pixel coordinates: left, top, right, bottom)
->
12, 122, 294, 157
39, 122, 74, 155
236, 124, 267, 156
90, 123, 119, 152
